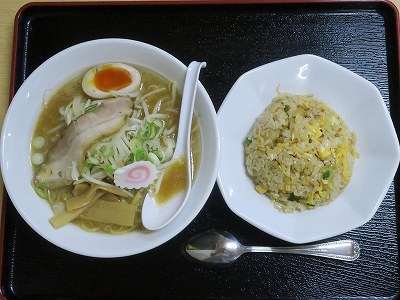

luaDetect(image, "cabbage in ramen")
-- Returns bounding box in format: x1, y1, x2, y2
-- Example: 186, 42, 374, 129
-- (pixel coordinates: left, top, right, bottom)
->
31, 63, 201, 234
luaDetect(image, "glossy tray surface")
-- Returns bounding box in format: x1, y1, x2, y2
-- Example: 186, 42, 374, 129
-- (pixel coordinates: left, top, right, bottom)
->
2, 1, 400, 299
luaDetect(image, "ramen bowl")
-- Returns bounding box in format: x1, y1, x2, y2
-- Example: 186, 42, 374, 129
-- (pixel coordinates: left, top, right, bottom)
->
1, 38, 219, 257
218, 54, 400, 244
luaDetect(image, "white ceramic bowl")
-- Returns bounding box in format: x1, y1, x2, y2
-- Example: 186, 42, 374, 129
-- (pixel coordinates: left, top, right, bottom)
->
1, 38, 219, 257
217, 54, 400, 244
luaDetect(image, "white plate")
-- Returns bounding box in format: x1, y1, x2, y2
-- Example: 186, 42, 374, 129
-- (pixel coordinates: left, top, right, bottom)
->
217, 54, 400, 244
1, 38, 220, 257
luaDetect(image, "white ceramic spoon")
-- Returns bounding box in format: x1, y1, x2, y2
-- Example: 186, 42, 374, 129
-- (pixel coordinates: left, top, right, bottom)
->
141, 61, 207, 231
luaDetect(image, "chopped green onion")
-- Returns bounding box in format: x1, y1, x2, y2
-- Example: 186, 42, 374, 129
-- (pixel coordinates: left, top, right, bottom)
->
134, 149, 147, 161
100, 145, 114, 157
140, 121, 160, 140
152, 150, 164, 161
322, 170, 331, 180
130, 138, 142, 152
32, 136, 45, 149
102, 164, 116, 175
84, 103, 98, 113
33, 184, 49, 200
244, 138, 252, 147
32, 153, 44, 165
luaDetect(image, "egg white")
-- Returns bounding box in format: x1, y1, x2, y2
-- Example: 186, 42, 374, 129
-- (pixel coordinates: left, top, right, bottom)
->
82, 63, 141, 99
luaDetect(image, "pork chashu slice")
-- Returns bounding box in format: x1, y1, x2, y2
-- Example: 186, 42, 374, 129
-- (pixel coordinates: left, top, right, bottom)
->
35, 96, 133, 189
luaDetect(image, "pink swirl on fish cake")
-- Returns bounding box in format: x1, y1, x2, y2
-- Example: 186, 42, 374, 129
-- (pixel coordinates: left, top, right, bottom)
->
114, 161, 158, 189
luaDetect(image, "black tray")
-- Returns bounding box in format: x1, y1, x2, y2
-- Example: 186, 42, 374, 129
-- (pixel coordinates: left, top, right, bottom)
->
2, 1, 400, 299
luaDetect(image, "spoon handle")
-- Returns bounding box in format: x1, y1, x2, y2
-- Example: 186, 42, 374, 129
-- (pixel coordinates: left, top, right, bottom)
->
244, 240, 360, 261
173, 61, 207, 157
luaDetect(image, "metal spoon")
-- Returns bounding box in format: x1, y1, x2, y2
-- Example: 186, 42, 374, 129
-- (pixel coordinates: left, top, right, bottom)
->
141, 61, 207, 231
185, 230, 360, 264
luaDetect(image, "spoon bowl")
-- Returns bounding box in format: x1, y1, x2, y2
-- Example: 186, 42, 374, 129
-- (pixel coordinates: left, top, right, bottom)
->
142, 61, 207, 231
185, 230, 360, 265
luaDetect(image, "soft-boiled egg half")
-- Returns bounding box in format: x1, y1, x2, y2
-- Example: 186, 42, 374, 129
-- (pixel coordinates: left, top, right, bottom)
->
82, 63, 142, 99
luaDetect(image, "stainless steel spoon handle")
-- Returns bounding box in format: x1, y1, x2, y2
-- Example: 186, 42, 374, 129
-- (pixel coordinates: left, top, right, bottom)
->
243, 240, 360, 261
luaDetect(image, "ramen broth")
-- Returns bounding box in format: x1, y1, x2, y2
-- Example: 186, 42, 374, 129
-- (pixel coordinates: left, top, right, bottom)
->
31, 66, 202, 234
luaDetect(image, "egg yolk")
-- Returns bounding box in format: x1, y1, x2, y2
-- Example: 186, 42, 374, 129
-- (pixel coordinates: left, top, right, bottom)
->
94, 66, 132, 92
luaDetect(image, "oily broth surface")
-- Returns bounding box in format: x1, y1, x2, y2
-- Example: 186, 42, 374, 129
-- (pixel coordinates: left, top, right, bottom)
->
31, 65, 202, 234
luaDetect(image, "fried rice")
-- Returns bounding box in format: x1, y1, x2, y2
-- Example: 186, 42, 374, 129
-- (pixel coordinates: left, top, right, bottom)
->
244, 92, 358, 212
